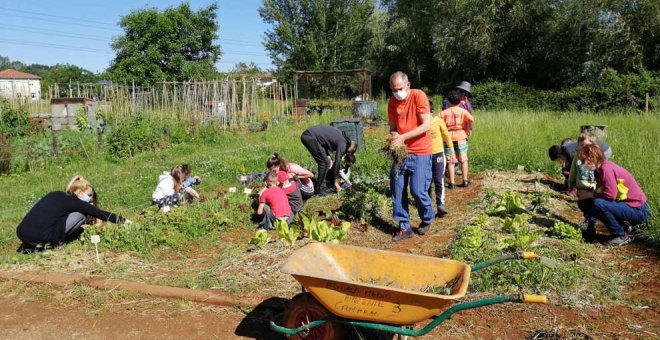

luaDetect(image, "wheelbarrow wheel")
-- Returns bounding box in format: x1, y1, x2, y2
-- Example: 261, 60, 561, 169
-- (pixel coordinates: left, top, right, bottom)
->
283, 292, 345, 340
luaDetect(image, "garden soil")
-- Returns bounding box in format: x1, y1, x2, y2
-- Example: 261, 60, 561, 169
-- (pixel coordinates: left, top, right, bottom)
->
1, 171, 658, 339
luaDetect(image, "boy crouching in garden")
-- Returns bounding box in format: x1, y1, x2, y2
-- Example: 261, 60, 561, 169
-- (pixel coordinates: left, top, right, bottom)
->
257, 172, 293, 230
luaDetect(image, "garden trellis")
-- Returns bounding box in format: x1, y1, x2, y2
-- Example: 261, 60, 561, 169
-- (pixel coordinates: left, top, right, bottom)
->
45, 78, 293, 128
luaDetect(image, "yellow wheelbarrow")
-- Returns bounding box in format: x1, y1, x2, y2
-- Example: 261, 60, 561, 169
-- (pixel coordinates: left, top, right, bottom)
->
270, 243, 548, 339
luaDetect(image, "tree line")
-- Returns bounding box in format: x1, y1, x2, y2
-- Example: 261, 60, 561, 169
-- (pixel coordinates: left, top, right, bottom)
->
261, 0, 660, 94
3, 1, 660, 101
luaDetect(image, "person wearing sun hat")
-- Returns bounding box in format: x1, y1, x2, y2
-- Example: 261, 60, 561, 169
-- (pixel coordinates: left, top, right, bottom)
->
442, 81, 473, 113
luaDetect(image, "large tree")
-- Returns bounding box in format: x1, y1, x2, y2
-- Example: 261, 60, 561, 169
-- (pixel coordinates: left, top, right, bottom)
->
108, 2, 221, 85
372, 0, 660, 91
259, 0, 376, 91
378, 0, 441, 89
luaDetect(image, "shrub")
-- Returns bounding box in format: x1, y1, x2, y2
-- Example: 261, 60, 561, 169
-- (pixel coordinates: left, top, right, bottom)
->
105, 115, 163, 158
471, 70, 660, 112
0, 99, 29, 135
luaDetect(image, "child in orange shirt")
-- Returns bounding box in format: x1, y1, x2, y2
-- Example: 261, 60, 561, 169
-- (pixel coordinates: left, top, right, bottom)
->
442, 89, 474, 188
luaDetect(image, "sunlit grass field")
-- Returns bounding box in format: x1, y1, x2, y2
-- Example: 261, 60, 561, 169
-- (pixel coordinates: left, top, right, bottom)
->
0, 108, 657, 255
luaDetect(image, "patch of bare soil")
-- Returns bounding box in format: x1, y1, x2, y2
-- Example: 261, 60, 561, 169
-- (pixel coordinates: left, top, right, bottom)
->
1, 171, 658, 339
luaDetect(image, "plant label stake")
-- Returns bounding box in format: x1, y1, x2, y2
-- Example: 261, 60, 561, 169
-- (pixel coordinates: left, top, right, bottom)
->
228, 187, 237, 193
243, 187, 252, 201
90, 234, 101, 264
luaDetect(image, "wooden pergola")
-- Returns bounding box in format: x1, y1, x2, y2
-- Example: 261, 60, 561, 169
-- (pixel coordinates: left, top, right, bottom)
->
293, 68, 372, 102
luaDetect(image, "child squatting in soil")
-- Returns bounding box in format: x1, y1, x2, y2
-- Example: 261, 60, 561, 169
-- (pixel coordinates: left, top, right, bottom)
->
152, 166, 185, 213
257, 171, 293, 230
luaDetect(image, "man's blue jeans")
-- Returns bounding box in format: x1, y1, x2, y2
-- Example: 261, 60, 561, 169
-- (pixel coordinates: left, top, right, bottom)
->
578, 198, 650, 236
390, 154, 434, 230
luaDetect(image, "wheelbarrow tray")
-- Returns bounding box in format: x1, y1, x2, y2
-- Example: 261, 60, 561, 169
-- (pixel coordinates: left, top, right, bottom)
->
281, 243, 471, 325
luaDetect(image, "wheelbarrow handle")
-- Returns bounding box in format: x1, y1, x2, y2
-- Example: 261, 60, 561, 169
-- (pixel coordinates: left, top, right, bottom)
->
523, 294, 548, 304
470, 252, 539, 272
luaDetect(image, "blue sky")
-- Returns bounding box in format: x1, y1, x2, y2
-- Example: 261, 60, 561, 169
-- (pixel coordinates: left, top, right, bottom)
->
0, 0, 273, 73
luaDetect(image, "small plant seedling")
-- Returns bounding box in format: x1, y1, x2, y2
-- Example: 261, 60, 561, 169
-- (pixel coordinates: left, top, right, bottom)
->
249, 229, 271, 247
528, 191, 550, 212
549, 221, 582, 241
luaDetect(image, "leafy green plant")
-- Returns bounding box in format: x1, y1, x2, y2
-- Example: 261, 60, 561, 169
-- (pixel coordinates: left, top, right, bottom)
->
275, 219, 300, 247
528, 191, 550, 212
249, 229, 271, 246
501, 215, 529, 234
75, 107, 89, 130
454, 225, 485, 251
549, 221, 583, 241
497, 216, 543, 251
301, 213, 351, 243
487, 191, 526, 216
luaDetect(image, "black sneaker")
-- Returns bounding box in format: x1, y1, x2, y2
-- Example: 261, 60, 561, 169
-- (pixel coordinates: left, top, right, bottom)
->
458, 179, 471, 187
316, 187, 335, 197
436, 205, 448, 217
417, 222, 431, 235
392, 229, 413, 242
577, 220, 593, 231
581, 227, 597, 243
605, 235, 630, 247
447, 183, 455, 190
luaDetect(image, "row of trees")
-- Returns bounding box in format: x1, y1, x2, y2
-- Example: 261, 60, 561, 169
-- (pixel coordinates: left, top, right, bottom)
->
4, 1, 660, 96
261, 0, 660, 92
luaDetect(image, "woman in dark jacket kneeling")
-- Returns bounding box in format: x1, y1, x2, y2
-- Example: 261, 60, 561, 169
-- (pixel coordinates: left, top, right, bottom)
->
16, 175, 128, 252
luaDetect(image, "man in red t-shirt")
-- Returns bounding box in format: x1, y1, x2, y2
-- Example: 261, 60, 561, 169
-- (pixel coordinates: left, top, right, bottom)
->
257, 172, 292, 230
388, 71, 435, 242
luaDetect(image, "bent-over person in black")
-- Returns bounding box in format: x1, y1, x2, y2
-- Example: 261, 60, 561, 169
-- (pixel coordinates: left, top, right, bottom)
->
300, 125, 357, 195
17, 191, 125, 249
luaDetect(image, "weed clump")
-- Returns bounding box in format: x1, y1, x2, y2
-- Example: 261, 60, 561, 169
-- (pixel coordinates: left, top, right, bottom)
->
379, 135, 408, 165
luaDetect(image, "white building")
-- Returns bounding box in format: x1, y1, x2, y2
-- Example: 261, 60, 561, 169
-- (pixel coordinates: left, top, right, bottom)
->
0, 69, 41, 100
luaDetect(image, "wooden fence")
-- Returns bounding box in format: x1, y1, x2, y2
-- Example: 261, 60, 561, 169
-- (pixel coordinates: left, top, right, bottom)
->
6, 79, 294, 128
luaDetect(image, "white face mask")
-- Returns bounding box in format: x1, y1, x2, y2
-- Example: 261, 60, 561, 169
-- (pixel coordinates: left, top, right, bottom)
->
393, 89, 408, 101
80, 193, 91, 203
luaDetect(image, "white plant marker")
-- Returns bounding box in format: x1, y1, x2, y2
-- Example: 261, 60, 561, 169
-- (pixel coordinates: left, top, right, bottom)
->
243, 187, 252, 202
228, 187, 237, 193
240, 176, 248, 182
90, 234, 101, 264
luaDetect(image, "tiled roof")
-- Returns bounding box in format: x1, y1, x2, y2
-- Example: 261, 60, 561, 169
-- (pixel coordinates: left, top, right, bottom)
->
0, 69, 41, 79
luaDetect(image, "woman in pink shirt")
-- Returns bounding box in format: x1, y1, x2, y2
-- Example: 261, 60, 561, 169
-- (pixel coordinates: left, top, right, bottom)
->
576, 144, 650, 247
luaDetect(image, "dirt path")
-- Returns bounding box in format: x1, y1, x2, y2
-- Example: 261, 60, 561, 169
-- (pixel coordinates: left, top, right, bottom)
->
1, 173, 658, 339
